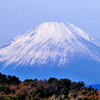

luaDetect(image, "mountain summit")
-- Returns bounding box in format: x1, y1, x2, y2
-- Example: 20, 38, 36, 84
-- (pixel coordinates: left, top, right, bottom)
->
0, 22, 100, 84
0, 22, 100, 66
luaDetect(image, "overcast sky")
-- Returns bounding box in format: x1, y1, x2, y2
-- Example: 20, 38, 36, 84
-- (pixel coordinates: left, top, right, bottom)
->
0, 0, 100, 44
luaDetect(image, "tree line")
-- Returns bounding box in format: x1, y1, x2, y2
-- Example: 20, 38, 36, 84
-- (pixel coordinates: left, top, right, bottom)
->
0, 72, 98, 100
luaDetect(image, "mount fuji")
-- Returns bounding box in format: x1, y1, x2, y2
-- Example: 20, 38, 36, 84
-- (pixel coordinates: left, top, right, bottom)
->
0, 22, 100, 84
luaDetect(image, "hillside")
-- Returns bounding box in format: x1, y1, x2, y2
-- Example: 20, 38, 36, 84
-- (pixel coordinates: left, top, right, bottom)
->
0, 72, 98, 100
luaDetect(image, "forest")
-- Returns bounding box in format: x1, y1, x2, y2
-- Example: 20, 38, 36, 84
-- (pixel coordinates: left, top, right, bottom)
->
0, 72, 99, 100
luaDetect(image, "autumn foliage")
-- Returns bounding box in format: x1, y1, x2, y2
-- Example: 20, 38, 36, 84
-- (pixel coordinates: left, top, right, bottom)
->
0, 72, 98, 100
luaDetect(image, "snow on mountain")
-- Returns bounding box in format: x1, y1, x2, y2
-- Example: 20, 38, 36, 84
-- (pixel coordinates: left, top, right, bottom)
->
0, 22, 100, 67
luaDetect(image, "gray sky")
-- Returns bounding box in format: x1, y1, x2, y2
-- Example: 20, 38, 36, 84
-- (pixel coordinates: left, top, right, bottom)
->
0, 0, 100, 44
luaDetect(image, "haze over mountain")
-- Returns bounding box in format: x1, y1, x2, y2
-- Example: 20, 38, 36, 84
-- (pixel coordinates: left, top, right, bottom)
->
0, 22, 100, 84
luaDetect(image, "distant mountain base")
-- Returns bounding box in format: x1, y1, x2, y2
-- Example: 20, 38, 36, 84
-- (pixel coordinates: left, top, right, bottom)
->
86, 84, 100, 91
0, 56, 100, 85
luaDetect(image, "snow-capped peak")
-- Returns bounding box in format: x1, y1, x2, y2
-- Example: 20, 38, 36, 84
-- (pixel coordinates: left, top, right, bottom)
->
0, 22, 100, 66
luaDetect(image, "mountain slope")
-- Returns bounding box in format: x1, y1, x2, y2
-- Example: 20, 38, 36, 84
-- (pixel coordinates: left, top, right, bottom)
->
0, 22, 100, 85
0, 22, 100, 67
